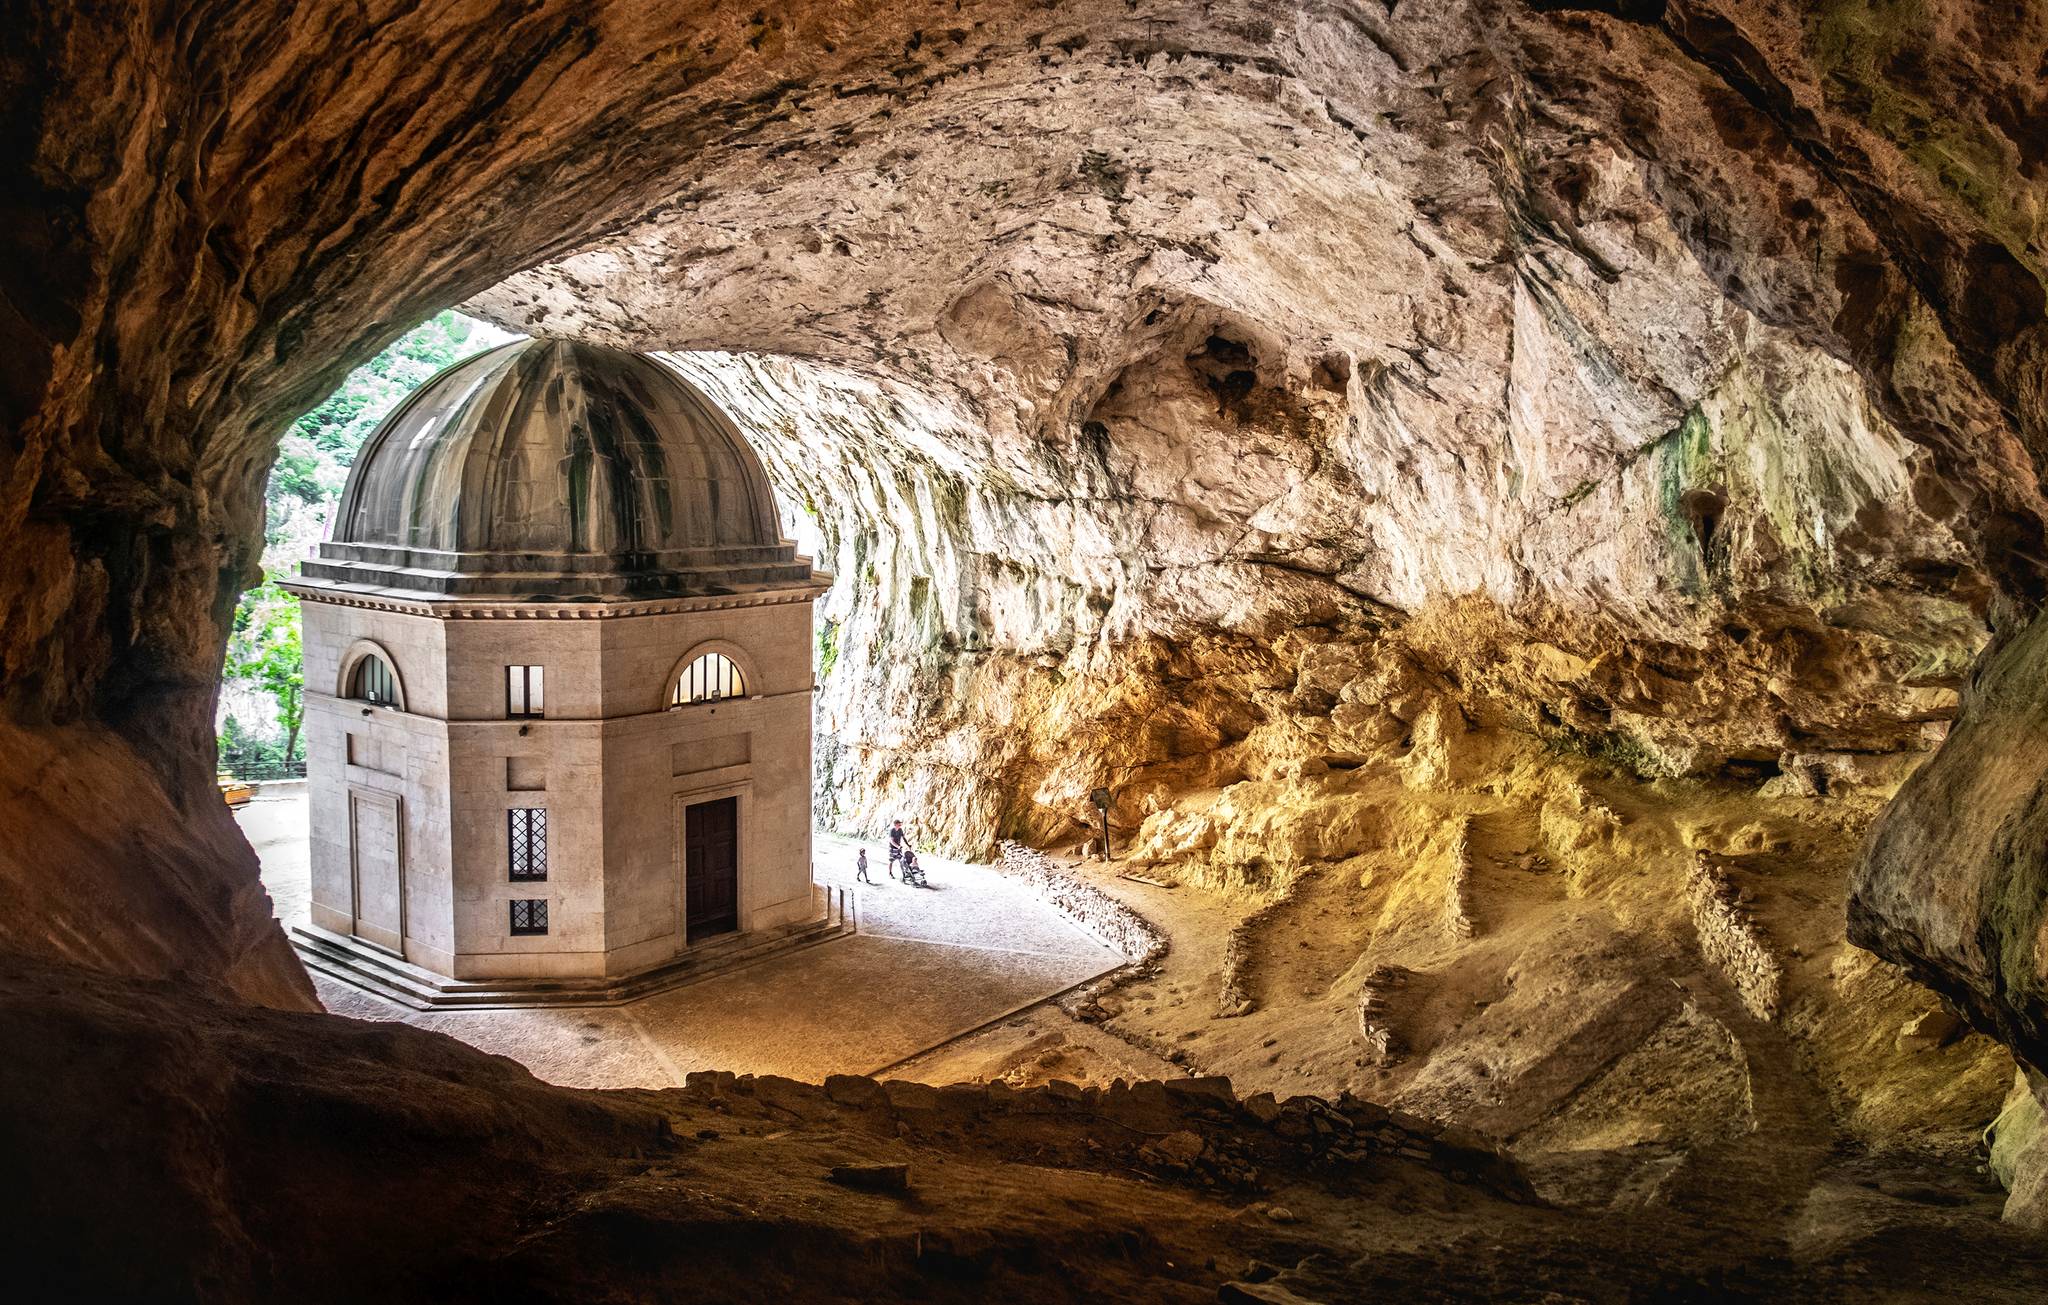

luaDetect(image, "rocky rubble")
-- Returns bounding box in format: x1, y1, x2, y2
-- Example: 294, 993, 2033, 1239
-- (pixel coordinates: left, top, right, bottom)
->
1354, 964, 1411, 1069
1687, 851, 1786, 1023
71, 940, 1882, 1299
678, 1067, 1529, 1201
995, 840, 1166, 968
20, 953, 2043, 1300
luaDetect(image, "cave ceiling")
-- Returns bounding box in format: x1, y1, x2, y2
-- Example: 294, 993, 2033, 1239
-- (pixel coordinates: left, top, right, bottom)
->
466, 0, 2044, 654
8, 0, 2041, 724
462, 0, 2044, 774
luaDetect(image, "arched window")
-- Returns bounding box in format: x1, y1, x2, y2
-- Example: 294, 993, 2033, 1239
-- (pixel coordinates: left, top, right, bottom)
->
350, 653, 398, 706
672, 652, 747, 706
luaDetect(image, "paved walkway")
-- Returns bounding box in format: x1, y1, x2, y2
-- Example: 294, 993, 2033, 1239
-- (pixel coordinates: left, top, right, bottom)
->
237, 790, 1121, 1087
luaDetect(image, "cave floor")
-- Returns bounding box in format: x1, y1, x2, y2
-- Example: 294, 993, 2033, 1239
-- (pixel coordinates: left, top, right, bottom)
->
238, 790, 1120, 1085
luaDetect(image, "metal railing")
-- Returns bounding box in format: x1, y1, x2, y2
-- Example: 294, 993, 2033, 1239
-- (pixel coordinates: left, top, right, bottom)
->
217, 755, 307, 782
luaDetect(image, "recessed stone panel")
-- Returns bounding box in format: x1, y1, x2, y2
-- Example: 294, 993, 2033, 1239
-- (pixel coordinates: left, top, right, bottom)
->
674, 733, 750, 776
507, 756, 547, 791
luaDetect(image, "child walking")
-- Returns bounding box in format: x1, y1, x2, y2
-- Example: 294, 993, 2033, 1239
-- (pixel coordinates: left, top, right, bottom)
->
855, 846, 875, 885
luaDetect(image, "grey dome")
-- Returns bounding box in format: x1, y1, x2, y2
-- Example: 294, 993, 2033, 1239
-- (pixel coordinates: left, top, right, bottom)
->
300, 339, 818, 600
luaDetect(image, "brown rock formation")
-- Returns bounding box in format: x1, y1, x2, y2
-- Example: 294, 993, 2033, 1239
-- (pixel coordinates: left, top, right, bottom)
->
7, 955, 2046, 1300
8, 0, 2043, 1004
5, 0, 2048, 1284
1855, 611, 2048, 1073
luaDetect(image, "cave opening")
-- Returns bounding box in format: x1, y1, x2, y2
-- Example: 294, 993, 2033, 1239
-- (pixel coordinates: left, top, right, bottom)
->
9, 3, 2048, 1298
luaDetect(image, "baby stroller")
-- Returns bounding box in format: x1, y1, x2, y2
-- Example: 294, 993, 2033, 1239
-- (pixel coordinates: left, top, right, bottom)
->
899, 850, 930, 888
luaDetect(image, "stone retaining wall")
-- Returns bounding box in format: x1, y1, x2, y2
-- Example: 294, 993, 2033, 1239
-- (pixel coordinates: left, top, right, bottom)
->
1442, 816, 1478, 942
1687, 851, 1783, 1021
1217, 876, 1313, 1019
995, 841, 1166, 966
678, 1066, 1530, 1200
1356, 963, 1411, 1065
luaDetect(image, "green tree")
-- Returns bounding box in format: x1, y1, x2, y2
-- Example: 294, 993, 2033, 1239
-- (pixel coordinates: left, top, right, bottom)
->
218, 712, 249, 775
288, 310, 487, 459
225, 583, 306, 765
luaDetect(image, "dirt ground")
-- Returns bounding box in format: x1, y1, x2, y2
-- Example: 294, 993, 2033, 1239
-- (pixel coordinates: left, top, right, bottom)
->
236, 738, 2033, 1270
11, 951, 2047, 1303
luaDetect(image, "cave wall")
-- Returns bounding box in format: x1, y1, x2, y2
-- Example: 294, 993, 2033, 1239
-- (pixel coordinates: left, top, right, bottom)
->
473, 1, 2048, 1067
1855, 612, 2048, 1073
4, 1, 2045, 1066
473, 2, 2044, 849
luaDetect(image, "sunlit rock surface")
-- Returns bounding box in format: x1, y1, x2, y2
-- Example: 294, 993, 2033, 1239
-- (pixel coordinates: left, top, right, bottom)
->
471, 1, 2041, 857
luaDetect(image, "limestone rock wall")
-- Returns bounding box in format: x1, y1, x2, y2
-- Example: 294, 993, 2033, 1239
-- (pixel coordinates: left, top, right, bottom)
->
3, 0, 2045, 1077
1854, 610, 2048, 1074
473, 2, 2045, 872
1991, 1069, 2048, 1230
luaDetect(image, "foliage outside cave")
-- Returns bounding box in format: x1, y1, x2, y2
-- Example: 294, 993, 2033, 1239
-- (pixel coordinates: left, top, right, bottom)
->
216, 312, 520, 776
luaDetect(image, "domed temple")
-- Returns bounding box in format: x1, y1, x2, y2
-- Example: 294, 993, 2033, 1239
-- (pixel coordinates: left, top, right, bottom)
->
283, 339, 841, 1004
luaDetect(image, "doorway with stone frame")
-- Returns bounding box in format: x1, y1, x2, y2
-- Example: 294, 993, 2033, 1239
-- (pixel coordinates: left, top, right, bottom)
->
347, 788, 403, 954
684, 794, 740, 943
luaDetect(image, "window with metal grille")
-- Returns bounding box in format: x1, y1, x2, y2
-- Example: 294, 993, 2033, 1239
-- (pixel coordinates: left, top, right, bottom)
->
671, 652, 746, 706
509, 898, 548, 936
508, 808, 547, 881
350, 654, 398, 706
507, 664, 545, 718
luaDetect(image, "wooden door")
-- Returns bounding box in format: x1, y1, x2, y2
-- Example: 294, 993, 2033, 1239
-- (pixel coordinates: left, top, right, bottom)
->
349, 790, 403, 952
685, 796, 739, 942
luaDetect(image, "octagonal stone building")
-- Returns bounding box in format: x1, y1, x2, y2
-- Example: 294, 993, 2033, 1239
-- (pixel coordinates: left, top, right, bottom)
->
284, 339, 840, 1005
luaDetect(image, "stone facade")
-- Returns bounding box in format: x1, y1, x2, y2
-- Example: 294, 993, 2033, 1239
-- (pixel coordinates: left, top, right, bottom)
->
295, 593, 820, 981
288, 340, 830, 989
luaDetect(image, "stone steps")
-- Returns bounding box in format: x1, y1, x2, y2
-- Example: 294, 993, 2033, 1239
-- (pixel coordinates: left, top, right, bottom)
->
292, 886, 853, 1010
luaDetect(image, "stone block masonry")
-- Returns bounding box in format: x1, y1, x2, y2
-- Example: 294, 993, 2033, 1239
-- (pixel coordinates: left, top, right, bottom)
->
1687, 852, 1783, 1022
1356, 963, 1411, 1066
1442, 815, 1478, 943
995, 842, 1166, 968
1215, 871, 1318, 1019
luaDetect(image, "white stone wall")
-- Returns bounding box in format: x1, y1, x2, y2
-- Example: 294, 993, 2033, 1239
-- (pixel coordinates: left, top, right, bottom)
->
595, 601, 816, 713
446, 717, 608, 979
301, 600, 455, 966
301, 601, 449, 717
442, 619, 604, 720
299, 592, 819, 982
